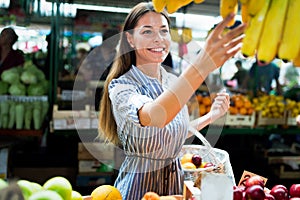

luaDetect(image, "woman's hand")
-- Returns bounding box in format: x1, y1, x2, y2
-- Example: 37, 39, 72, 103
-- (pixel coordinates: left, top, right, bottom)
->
209, 91, 230, 123
193, 13, 247, 77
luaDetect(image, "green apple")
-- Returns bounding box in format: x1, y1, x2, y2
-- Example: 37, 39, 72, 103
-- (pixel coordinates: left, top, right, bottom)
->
17, 179, 35, 199
43, 176, 72, 200
0, 178, 8, 190
31, 182, 43, 193
71, 190, 83, 200
29, 190, 63, 200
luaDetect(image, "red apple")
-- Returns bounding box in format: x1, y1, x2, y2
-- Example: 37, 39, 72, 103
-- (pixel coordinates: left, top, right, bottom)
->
290, 184, 300, 197
245, 185, 265, 200
264, 193, 275, 200
191, 154, 202, 168
270, 185, 289, 200
290, 198, 300, 200
233, 186, 244, 200
245, 175, 265, 188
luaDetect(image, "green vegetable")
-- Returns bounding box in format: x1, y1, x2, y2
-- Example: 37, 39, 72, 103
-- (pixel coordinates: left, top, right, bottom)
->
27, 84, 45, 96
1, 67, 21, 84
8, 101, 16, 129
15, 103, 25, 129
33, 101, 42, 130
41, 101, 49, 120
0, 81, 9, 95
24, 102, 33, 129
0, 101, 9, 129
20, 70, 38, 84
8, 83, 26, 96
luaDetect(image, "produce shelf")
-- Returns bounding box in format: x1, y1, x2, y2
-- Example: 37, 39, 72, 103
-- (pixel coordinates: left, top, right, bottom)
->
0, 129, 43, 137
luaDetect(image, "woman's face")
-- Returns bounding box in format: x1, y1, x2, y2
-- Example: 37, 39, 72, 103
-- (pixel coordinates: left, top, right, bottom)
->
127, 12, 171, 66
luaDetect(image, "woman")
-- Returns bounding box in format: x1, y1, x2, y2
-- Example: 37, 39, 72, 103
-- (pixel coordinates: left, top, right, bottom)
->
0, 27, 25, 75
98, 2, 245, 199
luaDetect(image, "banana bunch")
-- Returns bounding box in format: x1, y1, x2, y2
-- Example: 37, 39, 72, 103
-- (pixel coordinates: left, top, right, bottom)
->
240, 0, 300, 65
152, 0, 204, 14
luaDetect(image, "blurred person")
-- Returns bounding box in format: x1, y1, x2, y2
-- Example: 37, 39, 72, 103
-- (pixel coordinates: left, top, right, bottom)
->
230, 60, 248, 90
98, 2, 245, 199
0, 27, 25, 75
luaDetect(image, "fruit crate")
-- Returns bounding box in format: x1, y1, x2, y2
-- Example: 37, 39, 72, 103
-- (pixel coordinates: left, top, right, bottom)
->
225, 112, 256, 128
268, 156, 300, 179
256, 111, 287, 126
52, 104, 91, 130
286, 111, 298, 126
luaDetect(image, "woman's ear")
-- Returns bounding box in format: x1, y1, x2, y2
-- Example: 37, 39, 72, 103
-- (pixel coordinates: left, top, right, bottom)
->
126, 32, 135, 48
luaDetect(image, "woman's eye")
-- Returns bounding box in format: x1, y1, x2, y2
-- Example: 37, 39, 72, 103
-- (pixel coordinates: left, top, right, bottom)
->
143, 30, 152, 34
161, 29, 169, 34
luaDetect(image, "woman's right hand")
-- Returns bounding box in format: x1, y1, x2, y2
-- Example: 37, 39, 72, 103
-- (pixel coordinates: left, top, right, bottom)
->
194, 13, 247, 77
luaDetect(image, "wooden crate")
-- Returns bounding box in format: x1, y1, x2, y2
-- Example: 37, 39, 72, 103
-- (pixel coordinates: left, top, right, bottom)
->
52, 105, 91, 130
256, 111, 287, 126
286, 111, 298, 126
225, 112, 256, 128
268, 156, 300, 179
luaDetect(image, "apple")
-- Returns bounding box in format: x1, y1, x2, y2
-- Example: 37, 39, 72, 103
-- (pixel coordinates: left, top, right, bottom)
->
43, 176, 72, 200
264, 193, 275, 200
233, 186, 244, 200
191, 154, 202, 168
71, 190, 83, 200
290, 184, 300, 197
28, 190, 63, 200
0, 178, 8, 190
270, 185, 289, 200
245, 185, 265, 200
290, 198, 300, 200
17, 179, 35, 199
31, 182, 43, 193
245, 175, 265, 188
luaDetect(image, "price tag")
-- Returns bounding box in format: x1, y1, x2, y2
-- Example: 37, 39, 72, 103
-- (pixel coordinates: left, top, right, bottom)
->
238, 170, 268, 187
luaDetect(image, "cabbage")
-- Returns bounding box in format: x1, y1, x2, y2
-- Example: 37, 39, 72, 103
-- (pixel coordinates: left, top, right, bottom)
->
0, 81, 9, 95
20, 70, 38, 84
27, 83, 46, 96
8, 83, 26, 96
1, 67, 20, 84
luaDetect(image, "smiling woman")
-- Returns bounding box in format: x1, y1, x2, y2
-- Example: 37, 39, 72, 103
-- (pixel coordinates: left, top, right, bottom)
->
98, 1, 245, 199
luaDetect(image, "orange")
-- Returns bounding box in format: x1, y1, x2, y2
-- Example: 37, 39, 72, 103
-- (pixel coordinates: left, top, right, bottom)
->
180, 153, 193, 165
196, 94, 203, 103
247, 108, 254, 115
91, 185, 122, 200
199, 105, 206, 116
234, 99, 244, 108
229, 106, 238, 115
202, 97, 212, 106
239, 107, 247, 115
244, 101, 252, 109
181, 162, 197, 169
142, 192, 160, 200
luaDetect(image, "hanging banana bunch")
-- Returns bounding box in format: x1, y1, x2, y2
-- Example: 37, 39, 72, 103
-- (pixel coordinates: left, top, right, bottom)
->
170, 28, 181, 43
247, 0, 266, 17
152, 0, 205, 14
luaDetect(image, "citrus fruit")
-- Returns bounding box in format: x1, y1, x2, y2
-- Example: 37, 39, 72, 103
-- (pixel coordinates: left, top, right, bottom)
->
142, 191, 160, 200
91, 185, 122, 200
43, 176, 72, 200
180, 153, 193, 165
181, 162, 196, 169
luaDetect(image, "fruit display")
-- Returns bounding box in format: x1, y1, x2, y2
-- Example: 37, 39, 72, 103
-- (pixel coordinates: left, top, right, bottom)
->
0, 176, 83, 200
285, 99, 300, 118
252, 95, 285, 118
90, 185, 122, 200
152, 0, 204, 14
180, 152, 214, 170
229, 94, 254, 116
233, 176, 300, 200
142, 191, 180, 200
195, 93, 213, 116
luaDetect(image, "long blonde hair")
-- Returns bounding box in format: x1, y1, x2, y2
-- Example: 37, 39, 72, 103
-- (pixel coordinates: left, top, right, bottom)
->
98, 2, 170, 146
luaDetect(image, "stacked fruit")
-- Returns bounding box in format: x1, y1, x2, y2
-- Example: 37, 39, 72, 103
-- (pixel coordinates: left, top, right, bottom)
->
180, 152, 214, 170
233, 175, 300, 200
285, 98, 300, 118
152, 0, 204, 14
220, 0, 300, 66
229, 94, 254, 115
252, 95, 285, 118
0, 176, 83, 200
196, 93, 213, 116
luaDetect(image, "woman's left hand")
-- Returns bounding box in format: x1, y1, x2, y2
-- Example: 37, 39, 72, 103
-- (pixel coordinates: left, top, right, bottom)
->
209, 91, 230, 122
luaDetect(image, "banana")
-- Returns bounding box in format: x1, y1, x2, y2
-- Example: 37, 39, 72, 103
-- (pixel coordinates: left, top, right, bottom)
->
241, 0, 270, 57
182, 28, 193, 43
170, 28, 181, 43
152, 0, 167, 12
257, 0, 289, 63
220, 0, 238, 27
239, 0, 249, 4
241, 3, 250, 23
166, 0, 193, 14
194, 0, 205, 3
278, 0, 300, 61
248, 0, 266, 17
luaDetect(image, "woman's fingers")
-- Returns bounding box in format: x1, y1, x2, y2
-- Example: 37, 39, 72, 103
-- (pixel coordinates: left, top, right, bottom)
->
209, 13, 235, 39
